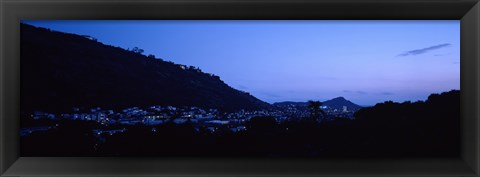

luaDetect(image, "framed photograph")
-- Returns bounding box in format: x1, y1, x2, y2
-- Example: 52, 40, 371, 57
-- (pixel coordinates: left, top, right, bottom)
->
1, 0, 479, 177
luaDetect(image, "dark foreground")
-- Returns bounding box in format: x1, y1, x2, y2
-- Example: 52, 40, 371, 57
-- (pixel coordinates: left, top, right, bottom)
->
21, 90, 459, 158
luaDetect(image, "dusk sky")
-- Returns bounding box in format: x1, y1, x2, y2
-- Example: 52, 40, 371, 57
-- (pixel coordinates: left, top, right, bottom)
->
22, 20, 460, 106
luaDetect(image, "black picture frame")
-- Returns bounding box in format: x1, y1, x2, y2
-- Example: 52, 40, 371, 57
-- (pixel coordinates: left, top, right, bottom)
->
1, 0, 479, 176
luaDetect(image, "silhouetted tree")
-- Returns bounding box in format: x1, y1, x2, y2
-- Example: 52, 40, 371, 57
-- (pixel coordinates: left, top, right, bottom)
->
307, 100, 325, 122
131, 47, 144, 54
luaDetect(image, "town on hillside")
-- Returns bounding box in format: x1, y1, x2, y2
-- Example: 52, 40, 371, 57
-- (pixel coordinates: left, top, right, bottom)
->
21, 103, 359, 137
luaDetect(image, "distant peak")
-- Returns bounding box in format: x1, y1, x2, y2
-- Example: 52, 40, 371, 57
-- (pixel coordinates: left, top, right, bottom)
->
322, 96, 362, 109
332, 96, 346, 100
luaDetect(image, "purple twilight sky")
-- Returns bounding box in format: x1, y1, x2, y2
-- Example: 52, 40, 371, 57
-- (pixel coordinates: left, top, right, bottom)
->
22, 20, 460, 106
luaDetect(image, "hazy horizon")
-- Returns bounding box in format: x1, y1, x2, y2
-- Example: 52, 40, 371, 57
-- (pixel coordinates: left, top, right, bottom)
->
22, 20, 460, 105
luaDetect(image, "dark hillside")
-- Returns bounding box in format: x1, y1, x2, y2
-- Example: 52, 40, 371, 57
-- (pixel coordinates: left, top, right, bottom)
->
322, 96, 362, 111
20, 23, 270, 112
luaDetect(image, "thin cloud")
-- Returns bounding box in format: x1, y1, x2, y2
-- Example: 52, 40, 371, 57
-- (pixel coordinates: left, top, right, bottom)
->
434, 53, 451, 57
356, 91, 368, 94
343, 90, 368, 94
398, 43, 451, 57
381, 92, 394, 95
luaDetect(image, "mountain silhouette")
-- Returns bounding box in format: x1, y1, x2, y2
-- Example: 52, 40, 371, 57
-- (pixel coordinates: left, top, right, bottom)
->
322, 97, 362, 110
273, 97, 362, 111
20, 23, 271, 112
